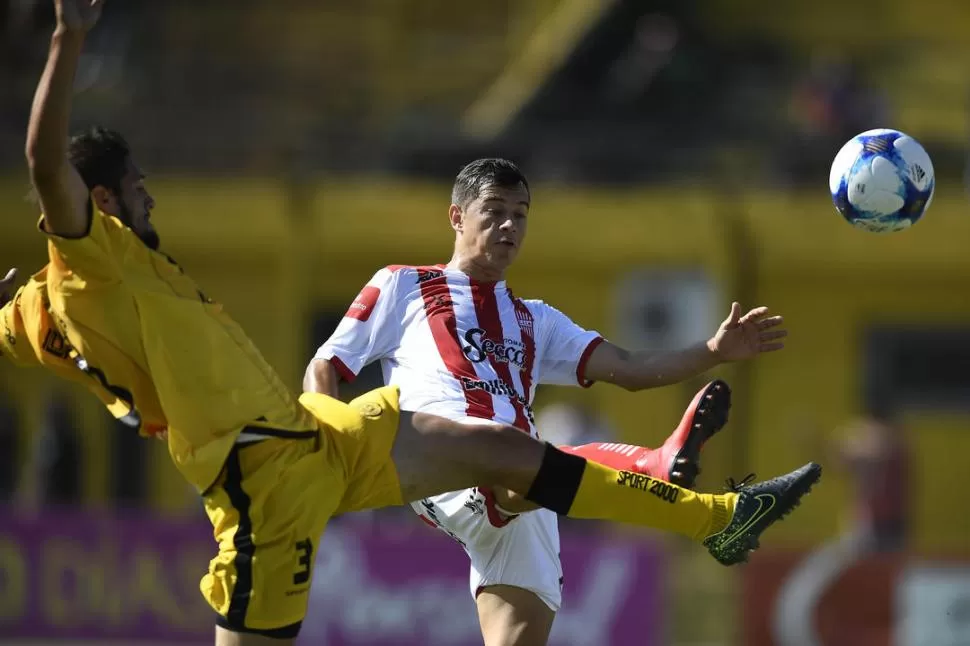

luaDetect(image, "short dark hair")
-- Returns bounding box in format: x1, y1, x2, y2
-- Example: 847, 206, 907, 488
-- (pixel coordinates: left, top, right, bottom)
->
68, 126, 131, 195
451, 158, 530, 208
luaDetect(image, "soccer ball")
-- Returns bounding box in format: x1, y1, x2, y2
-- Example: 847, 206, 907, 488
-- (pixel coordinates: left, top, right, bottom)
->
829, 128, 935, 232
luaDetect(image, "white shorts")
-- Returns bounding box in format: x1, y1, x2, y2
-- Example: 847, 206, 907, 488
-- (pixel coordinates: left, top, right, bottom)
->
410, 489, 563, 611
408, 417, 563, 611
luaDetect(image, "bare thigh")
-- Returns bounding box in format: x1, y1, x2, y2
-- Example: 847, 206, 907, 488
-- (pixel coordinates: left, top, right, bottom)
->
477, 585, 556, 646
391, 411, 548, 503
214, 626, 294, 646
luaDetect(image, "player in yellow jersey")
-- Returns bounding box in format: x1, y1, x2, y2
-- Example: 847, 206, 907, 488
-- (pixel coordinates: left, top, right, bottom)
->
1, 2, 823, 644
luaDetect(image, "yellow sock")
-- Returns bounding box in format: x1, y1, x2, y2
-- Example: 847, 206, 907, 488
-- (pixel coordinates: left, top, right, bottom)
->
569, 460, 736, 540
525, 447, 737, 541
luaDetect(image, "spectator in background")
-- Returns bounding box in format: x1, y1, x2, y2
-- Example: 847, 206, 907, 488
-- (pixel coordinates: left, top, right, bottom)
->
773, 411, 911, 646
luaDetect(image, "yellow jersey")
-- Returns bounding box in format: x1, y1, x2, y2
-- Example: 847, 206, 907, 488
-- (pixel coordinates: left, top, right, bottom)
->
1, 209, 316, 491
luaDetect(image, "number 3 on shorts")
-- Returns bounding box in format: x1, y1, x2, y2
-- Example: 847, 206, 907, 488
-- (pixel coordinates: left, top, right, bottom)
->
293, 538, 313, 585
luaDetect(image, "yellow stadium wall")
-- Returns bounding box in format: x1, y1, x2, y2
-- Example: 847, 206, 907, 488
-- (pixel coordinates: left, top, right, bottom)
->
1, 176, 968, 552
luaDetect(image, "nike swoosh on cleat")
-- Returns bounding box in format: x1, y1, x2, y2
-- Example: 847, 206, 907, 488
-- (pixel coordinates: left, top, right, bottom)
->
719, 493, 776, 550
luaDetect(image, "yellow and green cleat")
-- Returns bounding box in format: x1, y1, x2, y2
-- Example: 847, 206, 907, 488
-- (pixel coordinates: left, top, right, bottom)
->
704, 462, 822, 566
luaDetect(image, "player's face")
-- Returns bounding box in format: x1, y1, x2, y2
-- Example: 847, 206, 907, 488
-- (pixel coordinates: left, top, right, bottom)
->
116, 158, 159, 250
454, 183, 530, 270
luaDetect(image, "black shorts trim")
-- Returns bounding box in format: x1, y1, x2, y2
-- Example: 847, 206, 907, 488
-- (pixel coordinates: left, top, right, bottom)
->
201, 425, 316, 495
215, 613, 303, 639
223, 446, 255, 630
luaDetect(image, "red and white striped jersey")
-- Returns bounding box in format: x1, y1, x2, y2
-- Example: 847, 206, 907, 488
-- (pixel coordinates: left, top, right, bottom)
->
315, 265, 604, 436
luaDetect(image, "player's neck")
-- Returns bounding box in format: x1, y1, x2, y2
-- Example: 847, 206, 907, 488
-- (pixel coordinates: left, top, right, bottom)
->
446, 253, 506, 283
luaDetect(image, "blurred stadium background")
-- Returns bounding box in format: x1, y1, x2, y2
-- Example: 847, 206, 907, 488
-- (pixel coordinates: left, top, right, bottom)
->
1, 0, 969, 644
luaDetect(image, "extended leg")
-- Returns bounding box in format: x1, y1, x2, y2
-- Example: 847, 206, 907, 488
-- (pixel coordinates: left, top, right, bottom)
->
391, 410, 821, 563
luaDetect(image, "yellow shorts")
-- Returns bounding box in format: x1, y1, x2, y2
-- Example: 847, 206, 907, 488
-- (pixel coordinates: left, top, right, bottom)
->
200, 386, 404, 637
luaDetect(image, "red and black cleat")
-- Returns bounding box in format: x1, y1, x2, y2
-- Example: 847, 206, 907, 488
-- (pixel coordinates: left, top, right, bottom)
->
635, 380, 732, 489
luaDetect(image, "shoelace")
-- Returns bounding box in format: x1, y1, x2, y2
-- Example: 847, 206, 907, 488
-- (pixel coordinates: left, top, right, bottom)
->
724, 473, 756, 493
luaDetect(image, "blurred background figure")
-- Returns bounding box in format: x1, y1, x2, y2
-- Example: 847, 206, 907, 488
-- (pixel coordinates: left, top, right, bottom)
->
535, 400, 616, 447
15, 388, 82, 510
774, 412, 911, 646
837, 412, 911, 550
0, 390, 20, 501
783, 48, 890, 181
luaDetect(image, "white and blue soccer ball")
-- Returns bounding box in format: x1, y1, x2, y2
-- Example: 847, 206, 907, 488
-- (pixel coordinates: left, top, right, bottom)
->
828, 128, 935, 232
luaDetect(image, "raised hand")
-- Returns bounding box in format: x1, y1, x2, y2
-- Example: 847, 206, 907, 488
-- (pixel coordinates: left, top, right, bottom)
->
54, 0, 104, 33
708, 302, 788, 361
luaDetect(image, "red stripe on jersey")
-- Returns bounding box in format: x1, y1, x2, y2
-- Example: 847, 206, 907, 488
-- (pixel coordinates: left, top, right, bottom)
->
577, 336, 605, 387
471, 281, 530, 433
510, 296, 537, 419
329, 355, 357, 383
418, 270, 494, 420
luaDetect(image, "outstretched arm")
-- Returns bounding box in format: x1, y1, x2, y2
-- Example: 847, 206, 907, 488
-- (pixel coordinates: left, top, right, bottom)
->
584, 340, 722, 391
25, 0, 103, 238
584, 302, 787, 391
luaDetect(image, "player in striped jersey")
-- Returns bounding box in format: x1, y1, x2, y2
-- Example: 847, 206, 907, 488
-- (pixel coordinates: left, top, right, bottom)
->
307, 159, 813, 646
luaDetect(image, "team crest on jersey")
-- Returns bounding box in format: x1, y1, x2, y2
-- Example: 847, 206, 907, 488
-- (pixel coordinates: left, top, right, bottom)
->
357, 401, 383, 418
514, 306, 534, 339
346, 286, 380, 322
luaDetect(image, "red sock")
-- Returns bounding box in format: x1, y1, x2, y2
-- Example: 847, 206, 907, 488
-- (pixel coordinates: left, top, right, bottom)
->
559, 442, 665, 479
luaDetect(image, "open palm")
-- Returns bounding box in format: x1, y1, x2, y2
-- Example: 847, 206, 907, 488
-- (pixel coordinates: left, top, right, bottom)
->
55, 0, 103, 32
710, 302, 787, 361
